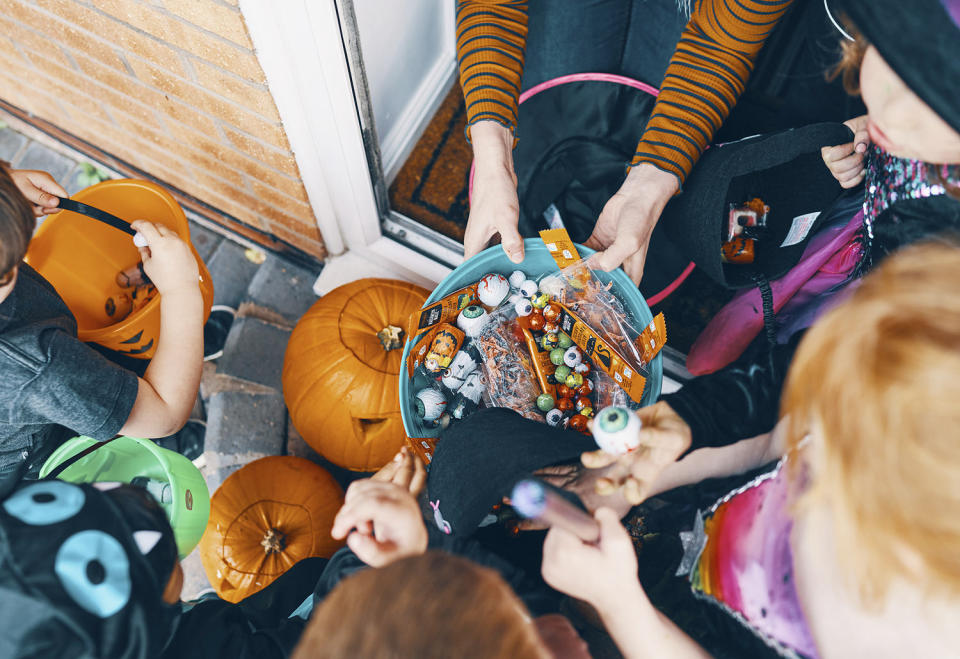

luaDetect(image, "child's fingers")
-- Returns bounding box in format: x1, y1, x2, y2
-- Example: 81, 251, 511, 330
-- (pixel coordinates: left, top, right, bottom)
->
130, 220, 163, 245
137, 246, 151, 263
408, 455, 427, 496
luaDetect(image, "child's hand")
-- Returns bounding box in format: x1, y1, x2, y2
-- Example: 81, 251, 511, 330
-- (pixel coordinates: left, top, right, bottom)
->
331, 479, 428, 568
8, 169, 66, 215
130, 220, 199, 296
541, 507, 639, 614
371, 446, 427, 497
581, 401, 692, 505
821, 115, 870, 189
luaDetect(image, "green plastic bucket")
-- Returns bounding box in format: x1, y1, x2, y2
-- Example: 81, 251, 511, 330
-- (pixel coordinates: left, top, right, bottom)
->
40, 436, 210, 557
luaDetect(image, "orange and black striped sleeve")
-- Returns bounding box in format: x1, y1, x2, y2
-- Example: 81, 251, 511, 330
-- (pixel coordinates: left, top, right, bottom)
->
455, 0, 529, 137
632, 0, 795, 185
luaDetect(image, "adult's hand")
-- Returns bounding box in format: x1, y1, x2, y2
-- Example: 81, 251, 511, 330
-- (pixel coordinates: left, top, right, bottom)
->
8, 169, 66, 216
371, 445, 427, 497
586, 163, 679, 285
331, 479, 428, 568
581, 401, 691, 505
463, 121, 524, 263
821, 115, 870, 189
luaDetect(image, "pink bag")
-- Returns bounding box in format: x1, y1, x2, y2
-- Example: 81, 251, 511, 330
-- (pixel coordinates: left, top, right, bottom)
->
686, 211, 864, 375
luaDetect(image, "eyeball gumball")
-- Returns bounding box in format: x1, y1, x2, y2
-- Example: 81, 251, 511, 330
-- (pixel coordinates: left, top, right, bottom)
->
543, 321, 559, 334
538, 275, 564, 298
563, 346, 583, 368
557, 333, 573, 349
545, 408, 563, 427
531, 292, 550, 309
591, 406, 642, 455
457, 304, 490, 338
515, 297, 533, 317
508, 270, 527, 290
528, 313, 545, 331
575, 361, 591, 375
553, 364, 571, 382
541, 333, 559, 350
549, 348, 566, 366
536, 393, 555, 412
569, 413, 588, 433
565, 372, 584, 388
519, 280, 538, 297
477, 273, 510, 307
415, 388, 447, 422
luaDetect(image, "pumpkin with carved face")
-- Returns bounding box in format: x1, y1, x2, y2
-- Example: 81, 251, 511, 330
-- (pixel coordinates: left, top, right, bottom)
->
282, 278, 430, 471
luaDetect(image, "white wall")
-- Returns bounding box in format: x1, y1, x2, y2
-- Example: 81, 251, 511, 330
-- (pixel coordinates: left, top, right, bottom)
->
352, 0, 457, 183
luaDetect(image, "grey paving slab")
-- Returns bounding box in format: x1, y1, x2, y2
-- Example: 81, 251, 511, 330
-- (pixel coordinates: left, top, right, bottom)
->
188, 221, 224, 264
206, 239, 263, 308
205, 389, 286, 457
14, 141, 77, 183
0, 128, 27, 163
215, 316, 290, 390
245, 255, 319, 323
62, 163, 113, 196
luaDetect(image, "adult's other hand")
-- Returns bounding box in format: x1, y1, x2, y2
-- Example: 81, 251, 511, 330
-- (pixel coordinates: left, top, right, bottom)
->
8, 169, 66, 216
463, 121, 524, 263
586, 163, 679, 285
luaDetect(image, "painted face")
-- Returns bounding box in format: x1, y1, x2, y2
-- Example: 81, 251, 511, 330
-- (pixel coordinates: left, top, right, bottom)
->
859, 46, 960, 163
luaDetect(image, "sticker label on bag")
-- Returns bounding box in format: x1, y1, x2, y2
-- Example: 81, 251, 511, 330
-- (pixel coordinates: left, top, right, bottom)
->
539, 228, 582, 269
780, 212, 821, 247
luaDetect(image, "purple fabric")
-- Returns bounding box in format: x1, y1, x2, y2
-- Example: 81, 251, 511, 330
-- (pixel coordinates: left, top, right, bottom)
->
687, 211, 864, 375
943, 0, 960, 26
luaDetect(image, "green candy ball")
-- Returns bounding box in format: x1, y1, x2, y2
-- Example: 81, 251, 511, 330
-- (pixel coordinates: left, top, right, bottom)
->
554, 365, 571, 381
549, 348, 566, 365
557, 333, 573, 349
536, 393, 555, 412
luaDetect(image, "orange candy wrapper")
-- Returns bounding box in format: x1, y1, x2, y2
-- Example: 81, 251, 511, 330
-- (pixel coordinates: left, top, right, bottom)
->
521, 327, 557, 398
407, 284, 477, 339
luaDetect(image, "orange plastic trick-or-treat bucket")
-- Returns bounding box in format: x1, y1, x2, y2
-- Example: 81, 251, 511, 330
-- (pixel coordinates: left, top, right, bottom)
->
25, 179, 214, 359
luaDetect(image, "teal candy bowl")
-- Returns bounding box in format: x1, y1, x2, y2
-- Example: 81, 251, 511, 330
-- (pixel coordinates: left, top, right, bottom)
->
399, 239, 662, 437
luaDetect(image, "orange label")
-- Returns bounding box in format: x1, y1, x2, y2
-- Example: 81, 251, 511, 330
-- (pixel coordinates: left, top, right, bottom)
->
407, 285, 477, 339
635, 313, 668, 365
406, 436, 436, 465
406, 326, 439, 378
522, 328, 557, 398
554, 302, 647, 403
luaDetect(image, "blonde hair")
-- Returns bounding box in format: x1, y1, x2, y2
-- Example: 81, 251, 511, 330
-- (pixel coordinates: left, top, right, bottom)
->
293, 551, 549, 659
783, 243, 960, 600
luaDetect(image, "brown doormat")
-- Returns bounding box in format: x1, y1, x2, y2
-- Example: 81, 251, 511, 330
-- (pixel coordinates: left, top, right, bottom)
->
389, 85, 471, 242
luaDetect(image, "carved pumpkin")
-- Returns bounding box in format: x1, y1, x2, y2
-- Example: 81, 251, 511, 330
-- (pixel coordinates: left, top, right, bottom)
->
283, 278, 430, 471
198, 456, 344, 602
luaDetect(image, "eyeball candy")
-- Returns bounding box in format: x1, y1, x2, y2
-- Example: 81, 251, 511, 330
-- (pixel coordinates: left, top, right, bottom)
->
549, 348, 566, 366
515, 298, 533, 316
545, 408, 563, 426
563, 346, 583, 368
415, 388, 447, 422
575, 361, 591, 375
553, 364, 571, 382
538, 275, 565, 299
541, 333, 559, 350
536, 393, 555, 412
508, 270, 527, 290
557, 333, 573, 349
477, 273, 510, 307
531, 293, 550, 309
565, 372, 584, 388
591, 406, 642, 455
457, 304, 490, 338
519, 280, 538, 297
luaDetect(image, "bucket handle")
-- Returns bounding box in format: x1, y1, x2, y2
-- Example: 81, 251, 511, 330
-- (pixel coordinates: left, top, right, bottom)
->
43, 434, 122, 481
56, 197, 137, 236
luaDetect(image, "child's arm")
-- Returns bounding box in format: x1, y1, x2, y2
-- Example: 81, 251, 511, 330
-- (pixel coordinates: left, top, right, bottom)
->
118, 220, 203, 439
542, 508, 711, 659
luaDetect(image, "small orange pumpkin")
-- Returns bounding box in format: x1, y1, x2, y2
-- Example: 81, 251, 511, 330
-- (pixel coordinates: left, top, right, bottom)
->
283, 278, 430, 471
198, 456, 344, 602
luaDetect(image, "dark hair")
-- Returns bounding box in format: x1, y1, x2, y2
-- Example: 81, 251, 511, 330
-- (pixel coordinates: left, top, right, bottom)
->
0, 166, 35, 282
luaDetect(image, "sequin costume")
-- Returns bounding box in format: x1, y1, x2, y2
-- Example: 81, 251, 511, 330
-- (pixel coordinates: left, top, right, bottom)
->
678, 460, 817, 659
861, 145, 960, 266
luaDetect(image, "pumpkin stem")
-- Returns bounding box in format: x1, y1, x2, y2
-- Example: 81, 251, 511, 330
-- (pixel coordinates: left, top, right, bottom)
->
260, 527, 287, 554
377, 324, 404, 351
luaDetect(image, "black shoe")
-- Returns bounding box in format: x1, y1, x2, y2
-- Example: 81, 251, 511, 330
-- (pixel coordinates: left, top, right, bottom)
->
154, 418, 206, 461
203, 305, 236, 362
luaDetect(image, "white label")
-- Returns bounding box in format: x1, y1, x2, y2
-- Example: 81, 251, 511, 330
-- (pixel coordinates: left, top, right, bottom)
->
543, 203, 565, 230
562, 249, 573, 260
545, 242, 558, 252
780, 212, 821, 247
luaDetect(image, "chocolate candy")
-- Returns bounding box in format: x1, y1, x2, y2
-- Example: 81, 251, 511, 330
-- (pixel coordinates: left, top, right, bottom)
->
565, 372, 584, 388
557, 332, 574, 349
529, 313, 545, 331
550, 348, 566, 366
569, 414, 588, 432
557, 397, 574, 412
541, 333, 559, 350
557, 383, 572, 399
553, 364, 571, 382
563, 346, 583, 368
536, 393, 555, 412
531, 293, 550, 309
576, 381, 594, 397
575, 361, 591, 375
543, 303, 561, 322
575, 396, 592, 412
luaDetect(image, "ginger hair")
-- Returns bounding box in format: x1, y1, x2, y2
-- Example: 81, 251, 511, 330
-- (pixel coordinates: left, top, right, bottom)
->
783, 242, 960, 600
293, 551, 549, 659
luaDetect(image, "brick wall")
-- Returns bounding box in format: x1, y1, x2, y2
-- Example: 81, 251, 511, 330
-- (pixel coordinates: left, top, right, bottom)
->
0, 0, 326, 259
